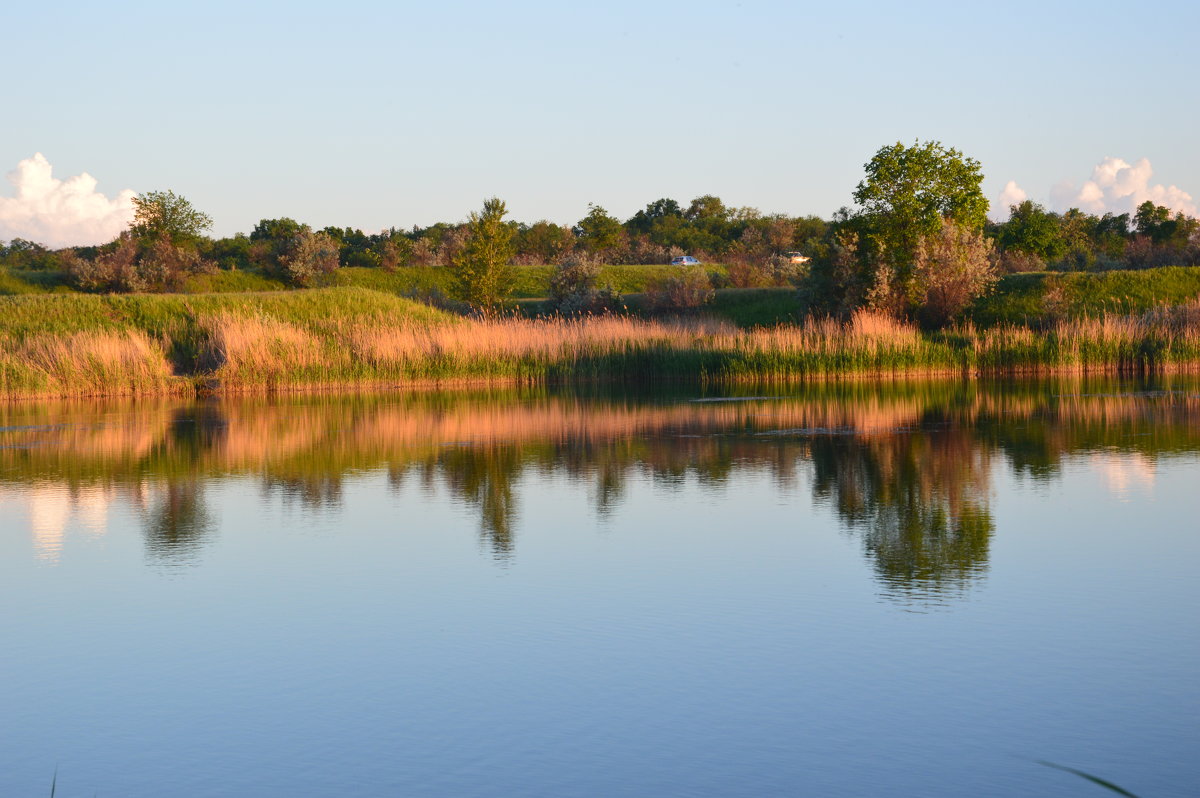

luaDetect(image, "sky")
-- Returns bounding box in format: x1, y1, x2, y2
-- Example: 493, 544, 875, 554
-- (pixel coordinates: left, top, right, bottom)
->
2, 0, 1198, 246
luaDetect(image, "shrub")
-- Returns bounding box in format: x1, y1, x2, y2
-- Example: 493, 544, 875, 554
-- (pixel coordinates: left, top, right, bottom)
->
549, 253, 624, 315
280, 231, 341, 287
65, 236, 144, 292
645, 265, 714, 312
996, 249, 1045, 273
138, 236, 216, 291
64, 235, 216, 293
911, 218, 997, 327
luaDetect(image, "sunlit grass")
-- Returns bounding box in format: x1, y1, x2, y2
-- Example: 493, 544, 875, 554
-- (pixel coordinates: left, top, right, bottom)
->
0, 289, 1196, 398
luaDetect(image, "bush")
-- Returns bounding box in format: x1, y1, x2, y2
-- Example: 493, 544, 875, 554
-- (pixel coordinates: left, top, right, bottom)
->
549, 253, 624, 315
912, 219, 997, 327
645, 265, 714, 312
64, 235, 217, 293
280, 231, 340, 287
138, 236, 216, 291
996, 249, 1045, 273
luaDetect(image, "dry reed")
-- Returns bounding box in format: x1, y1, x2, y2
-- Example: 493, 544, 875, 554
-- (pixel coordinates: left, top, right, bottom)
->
1, 300, 1197, 399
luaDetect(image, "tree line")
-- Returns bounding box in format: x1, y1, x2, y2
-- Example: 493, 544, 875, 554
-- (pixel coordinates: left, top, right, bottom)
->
1, 141, 1197, 325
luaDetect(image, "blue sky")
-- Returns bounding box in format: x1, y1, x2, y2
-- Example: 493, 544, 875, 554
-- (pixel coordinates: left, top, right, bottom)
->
3, 0, 1198, 242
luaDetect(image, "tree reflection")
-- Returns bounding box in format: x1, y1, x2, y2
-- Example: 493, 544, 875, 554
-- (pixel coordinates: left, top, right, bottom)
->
809, 422, 994, 602
143, 479, 212, 564
434, 445, 522, 559
1, 378, 1194, 592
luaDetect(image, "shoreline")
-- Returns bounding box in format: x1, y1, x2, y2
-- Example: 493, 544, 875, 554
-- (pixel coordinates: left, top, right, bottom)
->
0, 286, 1197, 402
3, 361, 1199, 403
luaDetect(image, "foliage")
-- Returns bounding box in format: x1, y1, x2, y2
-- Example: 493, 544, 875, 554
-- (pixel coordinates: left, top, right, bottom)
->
452, 197, 517, 308
852, 140, 988, 272
0, 238, 66, 270
911, 219, 997, 327
279, 231, 341, 287
62, 234, 214, 293
576, 203, 624, 256
645, 265, 715, 312
130, 190, 213, 246
996, 200, 1066, 262
549, 252, 623, 316
514, 221, 574, 265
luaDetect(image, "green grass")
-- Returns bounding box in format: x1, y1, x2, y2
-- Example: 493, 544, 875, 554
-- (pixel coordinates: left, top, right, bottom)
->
708, 288, 806, 327
328, 263, 729, 299
972, 265, 1200, 325
0, 286, 450, 339
180, 268, 288, 293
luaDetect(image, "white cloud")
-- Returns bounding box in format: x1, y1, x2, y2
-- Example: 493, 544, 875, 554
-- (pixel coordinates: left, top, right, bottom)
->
0, 153, 135, 248
990, 180, 1028, 220
1047, 157, 1196, 217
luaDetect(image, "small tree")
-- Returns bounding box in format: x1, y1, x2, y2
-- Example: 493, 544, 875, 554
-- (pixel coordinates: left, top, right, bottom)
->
130, 190, 213, 246
911, 218, 997, 327
280, 231, 341, 287
452, 198, 516, 309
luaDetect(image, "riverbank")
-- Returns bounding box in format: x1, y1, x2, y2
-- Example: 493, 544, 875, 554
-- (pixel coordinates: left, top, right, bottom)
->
1, 287, 1198, 399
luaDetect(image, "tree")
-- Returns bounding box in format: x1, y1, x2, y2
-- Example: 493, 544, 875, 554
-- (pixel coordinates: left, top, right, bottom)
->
626, 198, 683, 236
575, 203, 624, 256
1134, 201, 1172, 240
452, 197, 516, 308
997, 200, 1066, 262
130, 190, 213, 246
852, 140, 988, 271
515, 220, 574, 264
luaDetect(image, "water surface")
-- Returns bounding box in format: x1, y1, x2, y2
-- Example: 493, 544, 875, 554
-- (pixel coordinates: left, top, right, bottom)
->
2, 378, 1197, 796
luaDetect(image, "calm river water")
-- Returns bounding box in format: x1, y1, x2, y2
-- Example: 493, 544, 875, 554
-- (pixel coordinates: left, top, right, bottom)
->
1, 377, 1197, 797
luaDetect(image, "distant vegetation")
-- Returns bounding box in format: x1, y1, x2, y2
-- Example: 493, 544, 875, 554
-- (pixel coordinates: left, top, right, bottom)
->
0, 139, 1197, 398
2, 139, 1194, 327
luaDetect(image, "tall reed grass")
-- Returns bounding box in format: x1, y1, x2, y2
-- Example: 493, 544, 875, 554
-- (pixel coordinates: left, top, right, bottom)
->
0, 289, 1196, 399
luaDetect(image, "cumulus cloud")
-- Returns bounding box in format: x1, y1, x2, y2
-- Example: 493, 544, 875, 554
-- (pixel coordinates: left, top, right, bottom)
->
1046, 157, 1196, 217
990, 180, 1028, 220
0, 153, 135, 248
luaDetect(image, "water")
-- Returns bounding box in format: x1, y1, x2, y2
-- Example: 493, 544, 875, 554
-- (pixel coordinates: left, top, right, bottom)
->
1, 378, 1197, 797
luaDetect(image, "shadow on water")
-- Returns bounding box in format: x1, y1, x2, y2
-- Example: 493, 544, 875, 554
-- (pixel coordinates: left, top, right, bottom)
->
1, 375, 1197, 599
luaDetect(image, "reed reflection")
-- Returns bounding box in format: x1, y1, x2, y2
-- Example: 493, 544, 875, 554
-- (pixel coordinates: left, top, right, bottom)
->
0, 378, 1195, 599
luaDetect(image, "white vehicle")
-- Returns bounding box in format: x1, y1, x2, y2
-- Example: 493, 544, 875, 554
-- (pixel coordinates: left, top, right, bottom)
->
670, 255, 702, 266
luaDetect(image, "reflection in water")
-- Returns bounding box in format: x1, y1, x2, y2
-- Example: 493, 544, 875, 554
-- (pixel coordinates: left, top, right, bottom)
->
143, 480, 211, 564
28, 485, 71, 562
1092, 452, 1157, 501
0, 378, 1197, 600
809, 424, 994, 603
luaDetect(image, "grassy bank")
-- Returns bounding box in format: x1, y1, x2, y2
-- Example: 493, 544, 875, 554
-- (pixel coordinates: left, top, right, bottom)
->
7, 262, 1198, 331
972, 265, 1200, 325
0, 263, 731, 300
0, 287, 1197, 399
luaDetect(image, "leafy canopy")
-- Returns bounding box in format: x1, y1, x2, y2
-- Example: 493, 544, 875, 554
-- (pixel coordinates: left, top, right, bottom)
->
852, 140, 987, 267
130, 190, 213, 246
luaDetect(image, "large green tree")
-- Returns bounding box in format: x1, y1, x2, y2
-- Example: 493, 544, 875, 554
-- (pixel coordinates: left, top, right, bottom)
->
852, 140, 988, 270
130, 190, 213, 246
453, 197, 516, 308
